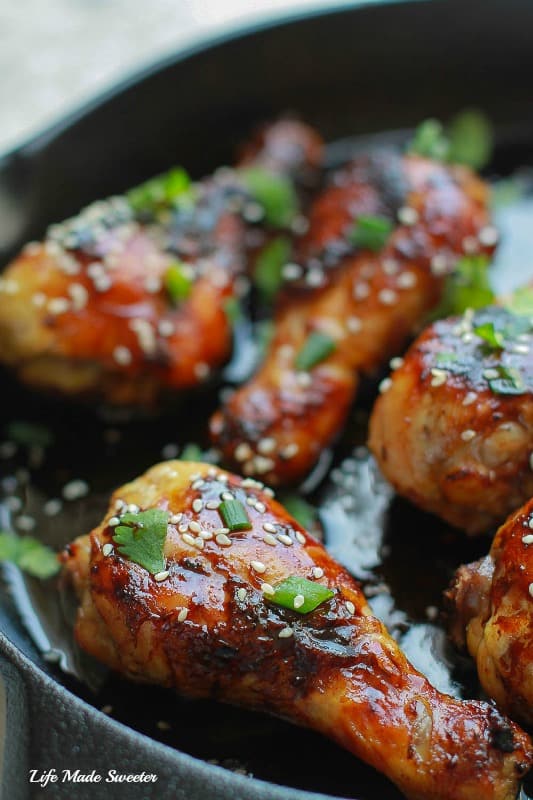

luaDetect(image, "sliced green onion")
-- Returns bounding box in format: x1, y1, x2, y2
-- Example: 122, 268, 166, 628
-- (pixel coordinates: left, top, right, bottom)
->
266, 575, 334, 614
224, 297, 242, 324
240, 167, 298, 228
279, 493, 317, 530
408, 118, 449, 160
6, 421, 53, 448
350, 215, 393, 252
180, 443, 203, 461
218, 500, 252, 532
165, 261, 193, 304
254, 236, 291, 301
295, 332, 336, 371
487, 365, 526, 396
474, 322, 504, 350
432, 254, 495, 319
127, 167, 192, 216
447, 110, 493, 171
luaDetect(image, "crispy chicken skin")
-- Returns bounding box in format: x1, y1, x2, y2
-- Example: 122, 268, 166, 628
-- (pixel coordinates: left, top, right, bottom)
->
369, 306, 533, 534
0, 120, 322, 406
62, 461, 531, 800
210, 153, 496, 485
448, 497, 533, 726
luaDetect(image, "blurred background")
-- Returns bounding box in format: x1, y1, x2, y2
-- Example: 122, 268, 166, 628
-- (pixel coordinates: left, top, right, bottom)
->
0, 0, 363, 154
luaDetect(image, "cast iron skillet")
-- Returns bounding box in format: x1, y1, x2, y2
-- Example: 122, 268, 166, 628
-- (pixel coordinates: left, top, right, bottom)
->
2, 1, 533, 798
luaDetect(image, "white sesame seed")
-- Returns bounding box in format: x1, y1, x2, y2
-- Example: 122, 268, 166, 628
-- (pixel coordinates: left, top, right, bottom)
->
43, 498, 62, 516
261, 582, 275, 595
312, 567, 324, 579
347, 316, 362, 334
529, 583, 533, 598
48, 297, 70, 315
462, 391, 477, 406
397, 271, 417, 289
263, 534, 277, 546
522, 534, 533, 545
216, 533, 232, 546
221, 492, 234, 502
32, 292, 47, 307
463, 235, 479, 254
461, 429, 476, 442
94, 275, 112, 292
379, 377, 392, 394
214, 527, 230, 535
192, 479, 205, 491
108, 516, 120, 527
430, 368, 448, 388
390, 357, 404, 370
177, 608, 188, 622
169, 513, 182, 524
345, 601, 356, 615
16, 515, 35, 531
178, 523, 189, 533
282, 263, 303, 280
189, 520, 201, 533
398, 206, 419, 226
483, 368, 500, 380
430, 254, 449, 276
102, 543, 113, 557
158, 319, 175, 337
295, 531, 306, 545
293, 594, 305, 609
199, 530, 213, 540
237, 588, 247, 602
182, 533, 196, 547
278, 627, 294, 639
257, 437, 276, 455
281, 443, 299, 459
192, 499, 203, 513
113, 346, 132, 366
62, 479, 89, 500
68, 282, 89, 310
193, 537, 204, 550
126, 503, 139, 514
235, 442, 253, 462
263, 522, 277, 533
254, 501, 266, 514
144, 275, 162, 293
277, 533, 293, 546
206, 500, 220, 510
306, 268, 325, 287
378, 288, 398, 306
253, 456, 275, 474
479, 225, 499, 247
154, 570, 169, 582
246, 496, 256, 507
194, 362, 210, 380
353, 282, 370, 300
383, 258, 398, 276
511, 343, 530, 355
250, 560, 266, 573
296, 372, 312, 388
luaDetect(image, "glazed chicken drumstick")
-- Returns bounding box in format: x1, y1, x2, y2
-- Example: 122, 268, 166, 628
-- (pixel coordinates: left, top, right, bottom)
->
0, 120, 322, 405
62, 461, 531, 800
369, 304, 533, 534
210, 151, 496, 485
448, 495, 533, 727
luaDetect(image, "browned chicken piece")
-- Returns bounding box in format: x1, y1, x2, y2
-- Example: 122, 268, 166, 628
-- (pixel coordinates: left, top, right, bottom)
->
369, 305, 533, 534
62, 461, 532, 800
210, 152, 496, 485
448, 496, 533, 726
0, 120, 322, 406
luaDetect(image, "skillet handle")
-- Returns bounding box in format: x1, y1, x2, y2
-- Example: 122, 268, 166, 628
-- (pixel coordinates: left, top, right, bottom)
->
0, 651, 29, 800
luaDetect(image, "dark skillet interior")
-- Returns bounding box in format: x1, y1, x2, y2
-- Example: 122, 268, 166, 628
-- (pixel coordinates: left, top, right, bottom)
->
2, 2, 533, 799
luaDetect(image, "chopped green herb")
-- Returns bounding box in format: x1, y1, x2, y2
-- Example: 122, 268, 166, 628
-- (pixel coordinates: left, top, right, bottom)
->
504, 286, 533, 319
266, 575, 334, 614
432, 254, 495, 319
112, 508, 169, 574
180, 443, 203, 461
408, 110, 493, 170
240, 167, 298, 228
487, 365, 526, 396
255, 320, 275, 360
474, 322, 505, 350
408, 118, 450, 160
0, 531, 60, 579
127, 167, 192, 216
295, 332, 336, 371
218, 499, 251, 532
224, 297, 242, 324
165, 261, 192, 304
447, 110, 493, 171
280, 493, 317, 530
350, 215, 393, 252
6, 421, 53, 449
254, 236, 291, 300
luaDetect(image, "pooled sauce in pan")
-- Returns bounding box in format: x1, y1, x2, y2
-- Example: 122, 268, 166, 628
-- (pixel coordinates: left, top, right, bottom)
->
1, 129, 533, 799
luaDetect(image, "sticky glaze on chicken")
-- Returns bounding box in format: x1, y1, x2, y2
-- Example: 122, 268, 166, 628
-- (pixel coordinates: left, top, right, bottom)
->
210, 152, 496, 485
62, 461, 531, 800
369, 305, 533, 534
0, 120, 322, 406
448, 496, 533, 726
